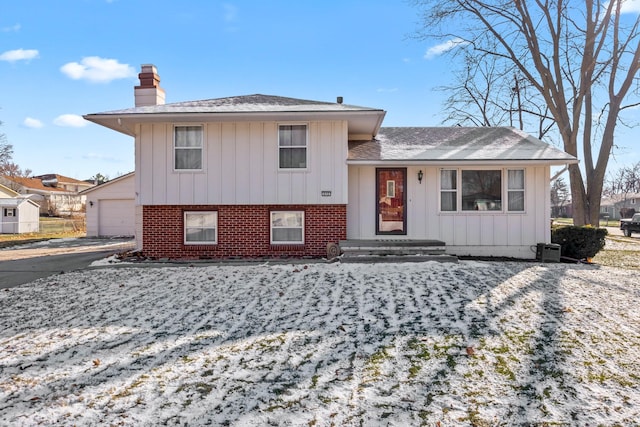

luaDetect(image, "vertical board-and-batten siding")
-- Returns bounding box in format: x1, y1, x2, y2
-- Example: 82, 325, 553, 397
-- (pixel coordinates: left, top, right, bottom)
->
135, 121, 348, 206
347, 165, 551, 258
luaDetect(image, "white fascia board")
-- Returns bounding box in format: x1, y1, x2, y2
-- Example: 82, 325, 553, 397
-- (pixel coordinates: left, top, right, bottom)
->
345, 159, 579, 167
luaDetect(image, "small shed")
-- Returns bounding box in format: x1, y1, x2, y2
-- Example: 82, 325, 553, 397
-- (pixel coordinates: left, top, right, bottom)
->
0, 197, 40, 234
82, 173, 135, 237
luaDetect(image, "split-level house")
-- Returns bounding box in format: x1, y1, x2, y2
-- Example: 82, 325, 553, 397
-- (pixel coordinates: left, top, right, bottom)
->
84, 65, 577, 260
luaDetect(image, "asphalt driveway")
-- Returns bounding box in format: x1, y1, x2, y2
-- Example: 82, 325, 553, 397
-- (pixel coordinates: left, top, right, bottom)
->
0, 238, 135, 289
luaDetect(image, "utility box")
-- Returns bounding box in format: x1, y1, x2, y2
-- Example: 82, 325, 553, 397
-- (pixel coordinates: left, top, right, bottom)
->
536, 243, 561, 263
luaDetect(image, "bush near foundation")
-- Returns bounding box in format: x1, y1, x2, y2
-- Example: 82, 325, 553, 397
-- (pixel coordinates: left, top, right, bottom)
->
551, 225, 607, 260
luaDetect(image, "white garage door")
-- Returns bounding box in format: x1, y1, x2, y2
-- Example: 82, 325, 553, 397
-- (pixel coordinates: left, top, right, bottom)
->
98, 199, 135, 236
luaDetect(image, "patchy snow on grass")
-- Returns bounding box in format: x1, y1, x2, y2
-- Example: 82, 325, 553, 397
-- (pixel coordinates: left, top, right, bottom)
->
1, 261, 639, 426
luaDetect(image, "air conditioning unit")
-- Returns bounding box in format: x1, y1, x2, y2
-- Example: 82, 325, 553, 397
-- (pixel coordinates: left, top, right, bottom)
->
536, 243, 561, 263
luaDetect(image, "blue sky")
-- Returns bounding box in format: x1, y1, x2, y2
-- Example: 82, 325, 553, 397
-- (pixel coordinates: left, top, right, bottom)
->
1, 0, 639, 181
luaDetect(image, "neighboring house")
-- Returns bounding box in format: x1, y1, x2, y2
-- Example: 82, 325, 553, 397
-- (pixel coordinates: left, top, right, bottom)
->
84, 64, 577, 259
0, 196, 40, 234
0, 183, 19, 199
0, 174, 93, 216
601, 193, 640, 219
81, 172, 135, 237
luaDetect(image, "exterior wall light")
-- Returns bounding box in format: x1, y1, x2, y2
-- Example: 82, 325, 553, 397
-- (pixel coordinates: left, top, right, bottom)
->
418, 170, 423, 184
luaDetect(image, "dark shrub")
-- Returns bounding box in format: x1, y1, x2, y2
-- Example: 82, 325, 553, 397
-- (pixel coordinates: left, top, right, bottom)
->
551, 226, 607, 260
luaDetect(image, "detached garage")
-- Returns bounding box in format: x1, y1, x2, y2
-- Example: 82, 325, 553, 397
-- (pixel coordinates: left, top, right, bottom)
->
82, 173, 135, 237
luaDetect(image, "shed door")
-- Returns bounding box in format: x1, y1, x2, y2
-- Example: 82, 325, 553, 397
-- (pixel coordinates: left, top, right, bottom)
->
98, 199, 135, 236
376, 168, 407, 235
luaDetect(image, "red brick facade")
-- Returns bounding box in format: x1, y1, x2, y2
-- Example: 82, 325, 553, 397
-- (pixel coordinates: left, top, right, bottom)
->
142, 204, 346, 259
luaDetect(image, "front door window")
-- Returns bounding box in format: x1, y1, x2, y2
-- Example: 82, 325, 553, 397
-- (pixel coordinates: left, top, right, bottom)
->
376, 168, 406, 235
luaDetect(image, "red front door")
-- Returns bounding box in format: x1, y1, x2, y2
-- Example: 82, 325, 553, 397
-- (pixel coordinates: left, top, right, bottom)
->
376, 168, 407, 235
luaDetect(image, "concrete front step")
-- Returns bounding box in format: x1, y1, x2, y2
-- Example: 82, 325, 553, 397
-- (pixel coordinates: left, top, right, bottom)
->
339, 239, 447, 256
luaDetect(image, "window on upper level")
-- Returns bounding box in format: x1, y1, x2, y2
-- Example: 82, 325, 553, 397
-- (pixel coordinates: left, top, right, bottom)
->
174, 125, 203, 171
278, 124, 307, 169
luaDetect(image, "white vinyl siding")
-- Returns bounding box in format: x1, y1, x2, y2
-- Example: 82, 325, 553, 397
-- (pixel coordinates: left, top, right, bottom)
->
348, 165, 549, 259
174, 126, 203, 171
278, 124, 307, 169
136, 121, 348, 206
270, 211, 304, 244
184, 211, 217, 244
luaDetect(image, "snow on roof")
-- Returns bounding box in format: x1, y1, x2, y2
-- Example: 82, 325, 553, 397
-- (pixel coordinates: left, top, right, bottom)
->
348, 127, 577, 164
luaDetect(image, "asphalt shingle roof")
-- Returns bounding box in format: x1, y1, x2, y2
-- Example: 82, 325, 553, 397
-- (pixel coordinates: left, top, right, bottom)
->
348, 127, 577, 163
92, 94, 383, 115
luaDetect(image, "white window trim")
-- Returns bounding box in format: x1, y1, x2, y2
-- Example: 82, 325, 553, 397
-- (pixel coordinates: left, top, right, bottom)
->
270, 210, 305, 245
277, 123, 309, 171
506, 168, 526, 212
438, 168, 526, 213
4, 208, 16, 217
184, 211, 218, 245
173, 124, 204, 172
439, 169, 458, 212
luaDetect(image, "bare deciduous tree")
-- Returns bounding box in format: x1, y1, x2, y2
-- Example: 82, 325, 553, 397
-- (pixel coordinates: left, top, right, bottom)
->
438, 46, 557, 141
604, 161, 640, 196
551, 176, 570, 217
0, 120, 32, 178
415, 0, 640, 226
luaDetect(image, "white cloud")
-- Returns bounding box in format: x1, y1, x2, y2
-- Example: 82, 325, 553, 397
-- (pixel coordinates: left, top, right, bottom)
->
23, 117, 44, 128
0, 48, 39, 63
60, 56, 136, 83
424, 38, 468, 60
53, 114, 88, 127
2, 24, 21, 32
621, 0, 640, 13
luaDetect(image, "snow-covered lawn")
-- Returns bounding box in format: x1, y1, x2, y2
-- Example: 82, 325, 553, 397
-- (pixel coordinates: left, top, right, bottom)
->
1, 261, 639, 426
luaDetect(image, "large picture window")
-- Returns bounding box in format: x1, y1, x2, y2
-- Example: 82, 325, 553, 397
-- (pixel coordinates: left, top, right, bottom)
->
279, 124, 307, 169
461, 170, 502, 211
174, 126, 203, 170
440, 169, 525, 213
184, 211, 217, 244
270, 211, 304, 244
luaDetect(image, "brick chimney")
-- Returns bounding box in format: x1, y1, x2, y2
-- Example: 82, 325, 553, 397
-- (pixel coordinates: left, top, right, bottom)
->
134, 64, 165, 107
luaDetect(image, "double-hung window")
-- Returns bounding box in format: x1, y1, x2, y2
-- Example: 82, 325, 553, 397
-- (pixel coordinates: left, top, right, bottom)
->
3, 208, 16, 217
184, 211, 217, 244
174, 125, 203, 171
440, 169, 457, 211
270, 211, 304, 244
507, 169, 525, 211
278, 124, 307, 169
